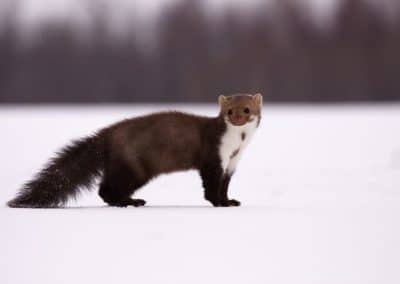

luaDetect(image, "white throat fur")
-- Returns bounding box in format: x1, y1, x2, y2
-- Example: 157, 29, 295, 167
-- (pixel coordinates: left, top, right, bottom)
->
219, 116, 258, 175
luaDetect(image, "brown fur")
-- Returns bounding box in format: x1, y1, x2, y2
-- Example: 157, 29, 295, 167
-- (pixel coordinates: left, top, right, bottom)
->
219, 93, 262, 126
7, 93, 262, 208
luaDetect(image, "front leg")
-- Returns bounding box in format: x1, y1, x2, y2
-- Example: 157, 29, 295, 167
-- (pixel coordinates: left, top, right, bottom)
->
200, 165, 240, 207
200, 163, 224, 206
219, 174, 241, 207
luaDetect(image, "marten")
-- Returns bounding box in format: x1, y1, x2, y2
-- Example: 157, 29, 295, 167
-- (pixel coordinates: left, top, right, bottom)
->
7, 93, 262, 208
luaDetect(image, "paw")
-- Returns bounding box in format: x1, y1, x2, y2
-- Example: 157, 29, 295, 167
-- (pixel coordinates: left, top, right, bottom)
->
226, 199, 241, 206
212, 199, 241, 207
129, 199, 146, 207
222, 199, 241, 207
109, 199, 146, 207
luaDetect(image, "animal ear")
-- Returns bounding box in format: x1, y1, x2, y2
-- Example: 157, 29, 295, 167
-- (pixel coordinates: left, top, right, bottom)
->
253, 93, 263, 106
218, 95, 227, 106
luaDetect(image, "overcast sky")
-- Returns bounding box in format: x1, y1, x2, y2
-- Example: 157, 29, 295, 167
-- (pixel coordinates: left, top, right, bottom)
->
1, 0, 398, 37
6, 0, 339, 26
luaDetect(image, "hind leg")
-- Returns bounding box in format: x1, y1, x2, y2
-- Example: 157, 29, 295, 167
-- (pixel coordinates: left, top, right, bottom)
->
99, 181, 146, 207
99, 160, 147, 207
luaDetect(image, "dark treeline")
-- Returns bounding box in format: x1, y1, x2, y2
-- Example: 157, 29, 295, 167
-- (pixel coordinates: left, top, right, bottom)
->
0, 0, 400, 103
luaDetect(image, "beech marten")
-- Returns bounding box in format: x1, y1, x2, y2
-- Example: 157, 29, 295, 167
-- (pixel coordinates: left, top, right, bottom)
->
7, 93, 262, 208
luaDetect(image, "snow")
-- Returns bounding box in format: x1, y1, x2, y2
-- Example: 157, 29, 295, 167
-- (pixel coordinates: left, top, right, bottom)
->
1, 104, 400, 284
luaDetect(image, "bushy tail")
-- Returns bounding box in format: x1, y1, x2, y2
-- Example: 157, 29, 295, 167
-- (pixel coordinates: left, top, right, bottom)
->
7, 133, 105, 208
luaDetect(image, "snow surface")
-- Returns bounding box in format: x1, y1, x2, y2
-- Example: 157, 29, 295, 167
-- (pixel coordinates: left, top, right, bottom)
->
1, 104, 400, 284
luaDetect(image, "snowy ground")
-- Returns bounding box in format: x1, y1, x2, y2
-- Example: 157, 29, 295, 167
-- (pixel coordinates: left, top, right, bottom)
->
1, 104, 400, 284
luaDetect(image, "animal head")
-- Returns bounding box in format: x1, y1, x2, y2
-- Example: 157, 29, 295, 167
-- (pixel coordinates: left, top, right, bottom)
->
218, 93, 263, 126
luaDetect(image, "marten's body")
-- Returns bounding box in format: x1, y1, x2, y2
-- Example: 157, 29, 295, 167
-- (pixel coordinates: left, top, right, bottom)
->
7, 94, 262, 208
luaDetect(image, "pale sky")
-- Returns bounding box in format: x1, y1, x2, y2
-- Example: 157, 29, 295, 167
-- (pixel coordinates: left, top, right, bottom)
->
12, 0, 339, 26
2, 0, 397, 37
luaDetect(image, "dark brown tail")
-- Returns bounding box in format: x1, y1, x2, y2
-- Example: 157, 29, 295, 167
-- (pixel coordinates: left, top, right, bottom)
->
7, 133, 105, 208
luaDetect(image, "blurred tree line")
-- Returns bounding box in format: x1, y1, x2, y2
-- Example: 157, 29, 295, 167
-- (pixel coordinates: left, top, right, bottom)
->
0, 0, 399, 103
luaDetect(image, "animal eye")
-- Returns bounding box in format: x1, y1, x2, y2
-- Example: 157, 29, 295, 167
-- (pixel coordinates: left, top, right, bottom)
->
244, 107, 250, 114
228, 109, 233, 115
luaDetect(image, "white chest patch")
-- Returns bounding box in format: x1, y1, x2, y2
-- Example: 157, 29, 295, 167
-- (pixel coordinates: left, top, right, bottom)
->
219, 117, 258, 175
